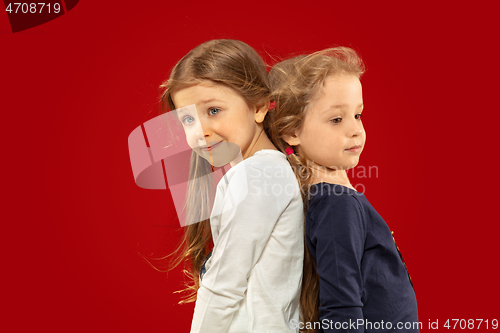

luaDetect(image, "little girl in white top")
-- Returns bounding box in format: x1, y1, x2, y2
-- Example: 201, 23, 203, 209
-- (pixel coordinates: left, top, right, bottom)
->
160, 39, 304, 333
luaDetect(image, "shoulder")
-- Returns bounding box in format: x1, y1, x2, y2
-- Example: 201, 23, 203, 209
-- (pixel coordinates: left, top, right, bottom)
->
307, 183, 366, 231
308, 183, 364, 212
247, 149, 293, 173
223, 150, 300, 205
234, 150, 298, 186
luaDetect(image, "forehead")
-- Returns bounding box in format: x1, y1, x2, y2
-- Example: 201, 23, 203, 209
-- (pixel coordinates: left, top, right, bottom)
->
316, 74, 362, 101
305, 74, 363, 119
172, 80, 231, 105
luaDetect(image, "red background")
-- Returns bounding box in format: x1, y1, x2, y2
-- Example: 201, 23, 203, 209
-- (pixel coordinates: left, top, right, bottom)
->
2, 1, 499, 332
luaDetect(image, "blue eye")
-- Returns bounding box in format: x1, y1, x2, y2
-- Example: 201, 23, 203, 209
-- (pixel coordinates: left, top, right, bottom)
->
208, 107, 221, 116
182, 115, 195, 124
331, 118, 342, 124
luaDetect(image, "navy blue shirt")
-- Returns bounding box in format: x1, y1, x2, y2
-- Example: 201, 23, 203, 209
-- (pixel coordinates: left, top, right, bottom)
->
306, 183, 419, 332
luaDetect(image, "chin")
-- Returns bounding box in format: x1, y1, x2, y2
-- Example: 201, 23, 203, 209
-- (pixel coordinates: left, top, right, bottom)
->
345, 161, 360, 170
198, 150, 237, 168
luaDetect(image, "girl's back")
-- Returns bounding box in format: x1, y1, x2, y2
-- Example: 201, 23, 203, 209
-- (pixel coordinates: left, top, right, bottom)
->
307, 183, 418, 332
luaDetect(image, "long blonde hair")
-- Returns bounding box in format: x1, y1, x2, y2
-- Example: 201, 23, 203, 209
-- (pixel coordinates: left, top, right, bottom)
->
267, 46, 365, 332
157, 39, 271, 303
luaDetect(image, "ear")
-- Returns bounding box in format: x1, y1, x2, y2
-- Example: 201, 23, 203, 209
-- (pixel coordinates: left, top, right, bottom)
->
253, 101, 270, 124
282, 130, 300, 146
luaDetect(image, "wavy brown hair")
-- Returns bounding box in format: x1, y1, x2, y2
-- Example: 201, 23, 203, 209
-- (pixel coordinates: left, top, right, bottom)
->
156, 39, 271, 303
267, 47, 365, 332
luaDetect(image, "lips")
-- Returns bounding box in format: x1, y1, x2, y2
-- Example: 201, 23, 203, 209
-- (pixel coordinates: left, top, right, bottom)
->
345, 145, 361, 152
200, 141, 222, 151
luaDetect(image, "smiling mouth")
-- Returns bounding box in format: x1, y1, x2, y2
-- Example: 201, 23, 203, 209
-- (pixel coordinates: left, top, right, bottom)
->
200, 141, 222, 151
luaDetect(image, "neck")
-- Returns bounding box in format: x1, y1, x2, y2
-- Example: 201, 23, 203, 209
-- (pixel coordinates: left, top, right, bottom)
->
309, 161, 355, 190
242, 127, 277, 160
229, 153, 243, 167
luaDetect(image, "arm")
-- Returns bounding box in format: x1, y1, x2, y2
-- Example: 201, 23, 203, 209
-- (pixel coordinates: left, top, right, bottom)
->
190, 165, 294, 333
308, 193, 366, 333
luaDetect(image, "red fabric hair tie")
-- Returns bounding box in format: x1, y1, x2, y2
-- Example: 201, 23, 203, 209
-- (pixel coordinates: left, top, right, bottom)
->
285, 146, 295, 156
269, 101, 276, 110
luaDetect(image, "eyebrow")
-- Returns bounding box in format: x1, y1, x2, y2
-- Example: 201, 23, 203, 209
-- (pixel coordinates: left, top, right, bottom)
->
176, 108, 190, 117
198, 98, 226, 105
329, 103, 364, 109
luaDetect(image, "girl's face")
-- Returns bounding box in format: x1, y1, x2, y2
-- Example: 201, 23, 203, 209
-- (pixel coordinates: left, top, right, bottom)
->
292, 74, 365, 171
172, 80, 267, 166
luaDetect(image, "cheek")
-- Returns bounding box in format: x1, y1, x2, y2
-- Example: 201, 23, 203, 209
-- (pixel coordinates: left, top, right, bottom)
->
299, 128, 326, 159
229, 114, 256, 138
300, 120, 321, 144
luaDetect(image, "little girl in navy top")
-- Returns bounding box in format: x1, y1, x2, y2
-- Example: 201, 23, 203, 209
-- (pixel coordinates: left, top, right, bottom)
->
267, 47, 419, 332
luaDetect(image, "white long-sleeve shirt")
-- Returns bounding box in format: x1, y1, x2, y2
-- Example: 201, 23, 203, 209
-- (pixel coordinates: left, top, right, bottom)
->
190, 149, 304, 333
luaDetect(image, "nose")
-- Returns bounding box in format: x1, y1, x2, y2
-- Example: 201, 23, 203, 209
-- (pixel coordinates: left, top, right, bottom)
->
195, 117, 212, 143
182, 114, 211, 149
349, 119, 364, 137
194, 125, 206, 140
